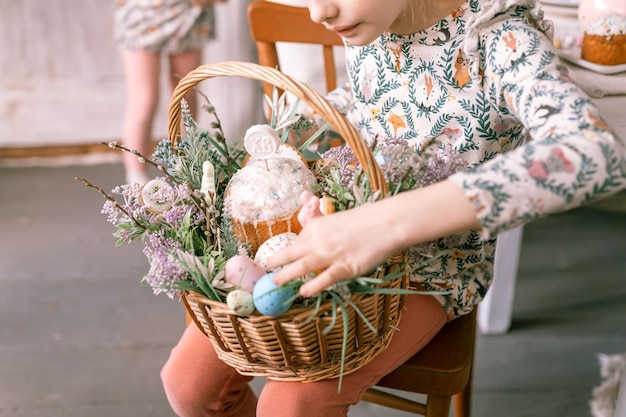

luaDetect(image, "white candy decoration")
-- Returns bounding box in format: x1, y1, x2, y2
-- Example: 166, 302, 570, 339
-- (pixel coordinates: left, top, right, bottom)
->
141, 179, 173, 213
226, 289, 255, 316
244, 124, 280, 159
200, 160, 215, 204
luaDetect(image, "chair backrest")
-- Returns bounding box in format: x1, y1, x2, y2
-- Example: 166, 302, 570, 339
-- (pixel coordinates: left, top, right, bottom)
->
362, 309, 476, 416
247, 0, 344, 98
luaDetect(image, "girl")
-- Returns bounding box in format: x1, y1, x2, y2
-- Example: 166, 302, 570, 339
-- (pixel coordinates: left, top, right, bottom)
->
161, 0, 626, 416
114, 0, 223, 185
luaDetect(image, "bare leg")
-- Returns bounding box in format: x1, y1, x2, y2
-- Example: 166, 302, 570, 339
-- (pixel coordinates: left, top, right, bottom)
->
168, 49, 203, 119
120, 49, 161, 184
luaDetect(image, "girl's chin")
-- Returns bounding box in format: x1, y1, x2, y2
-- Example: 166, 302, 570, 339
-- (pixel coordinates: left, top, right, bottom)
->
341, 33, 381, 46
336, 24, 383, 46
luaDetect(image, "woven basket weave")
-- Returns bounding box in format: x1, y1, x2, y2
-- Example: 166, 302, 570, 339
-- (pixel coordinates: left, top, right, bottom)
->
167, 61, 408, 382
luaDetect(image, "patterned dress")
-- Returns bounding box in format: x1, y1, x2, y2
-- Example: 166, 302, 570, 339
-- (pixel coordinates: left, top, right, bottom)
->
114, 0, 216, 53
325, 0, 626, 319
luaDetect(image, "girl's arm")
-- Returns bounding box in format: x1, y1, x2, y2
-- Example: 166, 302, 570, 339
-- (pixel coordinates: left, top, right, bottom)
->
451, 13, 626, 241
269, 179, 480, 296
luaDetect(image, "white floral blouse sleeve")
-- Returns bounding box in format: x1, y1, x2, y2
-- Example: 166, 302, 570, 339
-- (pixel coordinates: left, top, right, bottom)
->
449, 11, 626, 240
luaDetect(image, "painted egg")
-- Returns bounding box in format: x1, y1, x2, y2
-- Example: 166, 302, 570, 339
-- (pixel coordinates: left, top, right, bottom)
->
254, 232, 298, 271
226, 289, 255, 316
140, 179, 173, 213
224, 255, 266, 292
252, 273, 295, 316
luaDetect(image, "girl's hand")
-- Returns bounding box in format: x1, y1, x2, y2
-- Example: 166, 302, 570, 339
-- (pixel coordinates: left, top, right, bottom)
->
268, 203, 398, 297
267, 180, 481, 297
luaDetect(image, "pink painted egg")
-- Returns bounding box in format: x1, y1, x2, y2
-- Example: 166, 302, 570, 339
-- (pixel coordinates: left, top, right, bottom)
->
254, 232, 298, 271
224, 255, 266, 292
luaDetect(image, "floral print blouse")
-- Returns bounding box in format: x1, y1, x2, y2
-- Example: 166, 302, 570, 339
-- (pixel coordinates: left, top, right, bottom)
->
114, 0, 216, 53
324, 0, 626, 319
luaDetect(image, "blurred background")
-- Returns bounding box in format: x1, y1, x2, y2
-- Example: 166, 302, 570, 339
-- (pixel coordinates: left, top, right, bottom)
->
1, 1, 625, 417
0, 0, 262, 155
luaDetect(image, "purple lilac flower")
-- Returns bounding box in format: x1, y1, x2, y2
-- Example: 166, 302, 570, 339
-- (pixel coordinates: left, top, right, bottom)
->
143, 232, 187, 298
163, 203, 193, 225
375, 136, 409, 147
102, 200, 124, 226
415, 150, 465, 189
320, 145, 358, 187
375, 144, 418, 187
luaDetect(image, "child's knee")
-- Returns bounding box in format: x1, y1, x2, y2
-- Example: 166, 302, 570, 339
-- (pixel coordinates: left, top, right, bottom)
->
160, 346, 214, 417
160, 347, 256, 417
160, 359, 201, 417
258, 379, 352, 417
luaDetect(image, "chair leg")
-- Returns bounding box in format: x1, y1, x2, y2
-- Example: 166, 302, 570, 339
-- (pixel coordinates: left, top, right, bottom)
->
453, 361, 473, 417
453, 386, 471, 417
362, 388, 426, 415
425, 395, 451, 417
478, 225, 523, 334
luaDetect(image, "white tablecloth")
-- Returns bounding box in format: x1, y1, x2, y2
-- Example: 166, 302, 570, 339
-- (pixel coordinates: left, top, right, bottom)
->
565, 63, 626, 98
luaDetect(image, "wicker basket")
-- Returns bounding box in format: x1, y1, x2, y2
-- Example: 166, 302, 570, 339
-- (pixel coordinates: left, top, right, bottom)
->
167, 61, 408, 382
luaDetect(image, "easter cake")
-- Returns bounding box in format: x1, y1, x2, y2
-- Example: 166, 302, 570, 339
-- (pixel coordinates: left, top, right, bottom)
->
223, 125, 317, 253
581, 13, 626, 66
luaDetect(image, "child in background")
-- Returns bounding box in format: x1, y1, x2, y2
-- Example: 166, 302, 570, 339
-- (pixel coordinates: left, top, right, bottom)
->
114, 0, 223, 185
161, 1, 626, 416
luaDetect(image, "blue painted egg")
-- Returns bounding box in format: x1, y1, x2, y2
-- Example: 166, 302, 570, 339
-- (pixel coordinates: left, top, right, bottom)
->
252, 273, 295, 316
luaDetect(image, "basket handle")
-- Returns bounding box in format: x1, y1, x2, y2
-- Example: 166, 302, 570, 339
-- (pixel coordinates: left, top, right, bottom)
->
167, 61, 388, 195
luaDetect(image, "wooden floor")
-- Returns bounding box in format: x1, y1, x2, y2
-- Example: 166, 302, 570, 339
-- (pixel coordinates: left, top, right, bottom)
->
1, 161, 625, 417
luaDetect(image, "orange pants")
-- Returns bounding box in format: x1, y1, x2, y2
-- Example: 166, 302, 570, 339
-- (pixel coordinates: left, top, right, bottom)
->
161, 293, 447, 417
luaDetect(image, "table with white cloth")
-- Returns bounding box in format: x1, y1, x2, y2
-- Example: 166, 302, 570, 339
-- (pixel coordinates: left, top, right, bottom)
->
478, 66, 626, 335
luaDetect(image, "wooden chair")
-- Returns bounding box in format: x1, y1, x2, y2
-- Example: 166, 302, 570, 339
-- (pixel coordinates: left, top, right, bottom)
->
361, 310, 476, 417
247, 0, 344, 98
247, 2, 476, 416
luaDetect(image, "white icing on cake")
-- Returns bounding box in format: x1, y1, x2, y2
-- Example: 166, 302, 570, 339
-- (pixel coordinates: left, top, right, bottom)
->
587, 13, 626, 36
225, 158, 316, 224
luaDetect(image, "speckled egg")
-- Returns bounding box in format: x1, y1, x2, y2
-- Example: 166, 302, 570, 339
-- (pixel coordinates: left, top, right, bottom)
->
252, 273, 295, 316
226, 289, 255, 316
224, 255, 267, 292
254, 232, 298, 271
